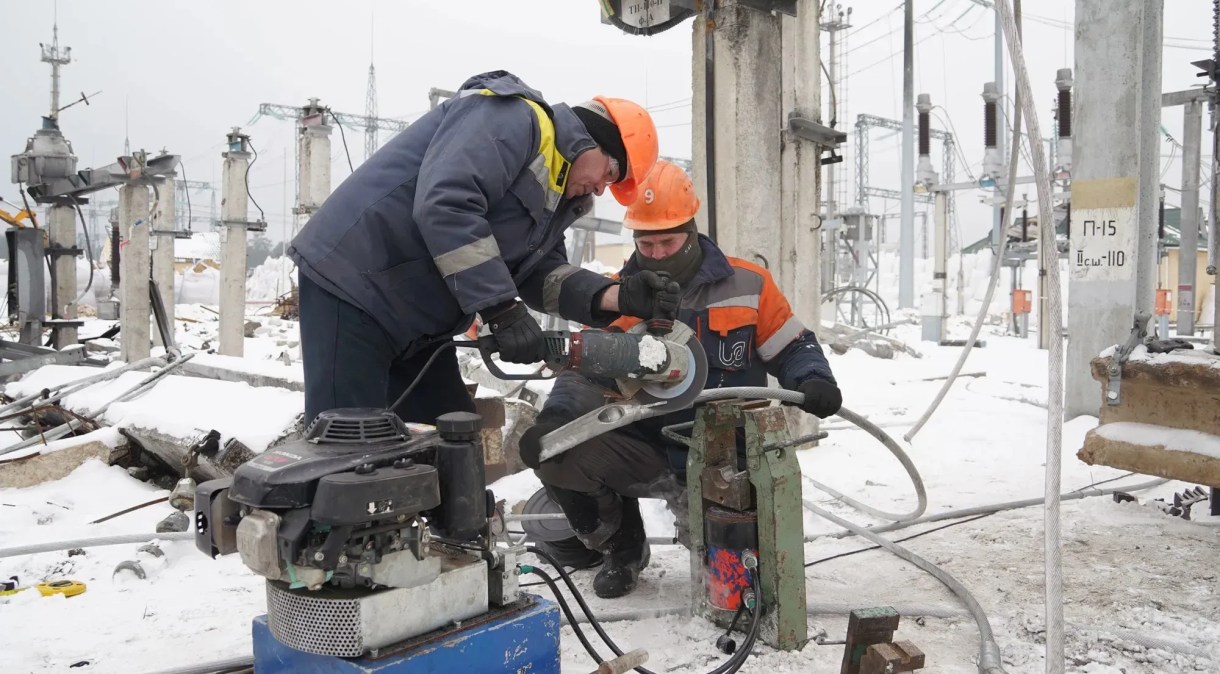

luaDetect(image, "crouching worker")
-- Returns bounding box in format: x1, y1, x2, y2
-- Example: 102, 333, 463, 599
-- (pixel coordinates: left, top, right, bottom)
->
518, 161, 842, 598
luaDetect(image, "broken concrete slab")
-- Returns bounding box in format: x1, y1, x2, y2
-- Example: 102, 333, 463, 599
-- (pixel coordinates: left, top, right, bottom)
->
6, 364, 305, 480
0, 431, 129, 489
180, 353, 304, 392
1090, 350, 1220, 436
1082, 350, 1220, 486
1079, 423, 1220, 487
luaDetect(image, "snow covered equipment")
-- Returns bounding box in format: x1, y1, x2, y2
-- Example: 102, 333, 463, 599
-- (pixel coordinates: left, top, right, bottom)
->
192, 408, 559, 670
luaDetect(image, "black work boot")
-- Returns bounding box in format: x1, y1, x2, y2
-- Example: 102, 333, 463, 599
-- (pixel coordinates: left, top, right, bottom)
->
535, 535, 603, 570
592, 498, 650, 599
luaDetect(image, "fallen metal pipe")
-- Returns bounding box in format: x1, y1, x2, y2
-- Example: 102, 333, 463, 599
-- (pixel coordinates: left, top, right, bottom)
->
0, 354, 195, 457
0, 532, 194, 559
0, 356, 165, 418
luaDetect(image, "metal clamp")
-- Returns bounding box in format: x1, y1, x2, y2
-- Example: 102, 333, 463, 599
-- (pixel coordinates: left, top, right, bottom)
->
217, 218, 267, 233
1106, 315, 1151, 406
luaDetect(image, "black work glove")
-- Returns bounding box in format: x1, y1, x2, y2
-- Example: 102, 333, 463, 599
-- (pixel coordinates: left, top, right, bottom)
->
794, 379, 843, 419
519, 416, 566, 469
618, 270, 681, 320
482, 301, 547, 365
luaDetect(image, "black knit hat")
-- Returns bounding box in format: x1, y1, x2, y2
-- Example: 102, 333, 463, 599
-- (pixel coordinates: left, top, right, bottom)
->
573, 101, 628, 183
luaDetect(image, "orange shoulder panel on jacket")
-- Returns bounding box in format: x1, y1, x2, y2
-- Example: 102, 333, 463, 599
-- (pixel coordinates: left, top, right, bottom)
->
726, 257, 795, 343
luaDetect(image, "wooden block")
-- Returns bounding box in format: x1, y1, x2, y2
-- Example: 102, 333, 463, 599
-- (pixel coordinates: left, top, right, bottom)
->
860, 640, 925, 674
840, 607, 901, 674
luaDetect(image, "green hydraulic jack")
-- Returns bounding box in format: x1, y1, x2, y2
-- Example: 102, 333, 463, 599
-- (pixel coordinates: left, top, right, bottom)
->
685, 399, 811, 651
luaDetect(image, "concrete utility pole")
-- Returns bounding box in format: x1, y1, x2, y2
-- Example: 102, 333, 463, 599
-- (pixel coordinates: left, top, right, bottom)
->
46, 203, 78, 349
1178, 99, 1203, 335
296, 100, 333, 233
118, 184, 151, 362
1066, 0, 1163, 417
220, 129, 252, 357
692, 0, 827, 330
152, 174, 176, 347
898, 0, 915, 309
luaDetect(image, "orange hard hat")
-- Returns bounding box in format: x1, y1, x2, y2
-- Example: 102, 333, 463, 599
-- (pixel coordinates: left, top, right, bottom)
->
623, 160, 700, 231
593, 96, 659, 207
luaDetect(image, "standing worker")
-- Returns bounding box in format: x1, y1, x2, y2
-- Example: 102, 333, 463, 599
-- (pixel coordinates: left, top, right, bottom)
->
288, 71, 673, 424
519, 161, 842, 598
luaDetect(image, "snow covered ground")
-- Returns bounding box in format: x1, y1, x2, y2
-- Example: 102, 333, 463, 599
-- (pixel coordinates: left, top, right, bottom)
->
1, 317, 1218, 673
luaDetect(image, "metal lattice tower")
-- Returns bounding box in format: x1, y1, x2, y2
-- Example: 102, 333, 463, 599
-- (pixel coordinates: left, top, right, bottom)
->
365, 63, 378, 160
365, 21, 378, 160
249, 102, 410, 227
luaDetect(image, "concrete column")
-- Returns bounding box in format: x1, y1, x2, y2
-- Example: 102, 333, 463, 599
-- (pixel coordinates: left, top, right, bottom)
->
1177, 100, 1202, 335
220, 129, 251, 357
782, 0, 823, 328
152, 175, 176, 347
296, 102, 332, 232
118, 184, 151, 362
898, 0, 915, 308
921, 192, 948, 343
1067, 0, 1164, 417
47, 204, 78, 348
1133, 2, 1164, 329
692, 3, 785, 281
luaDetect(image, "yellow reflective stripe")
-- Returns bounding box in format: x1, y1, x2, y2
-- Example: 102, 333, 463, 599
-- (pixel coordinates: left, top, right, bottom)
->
515, 97, 570, 200
435, 235, 502, 277
473, 88, 568, 210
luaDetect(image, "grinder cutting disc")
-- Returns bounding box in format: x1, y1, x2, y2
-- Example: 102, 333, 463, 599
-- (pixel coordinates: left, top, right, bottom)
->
518, 487, 576, 542
625, 321, 708, 413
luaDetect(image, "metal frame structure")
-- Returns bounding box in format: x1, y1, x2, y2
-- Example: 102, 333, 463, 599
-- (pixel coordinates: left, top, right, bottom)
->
250, 101, 411, 221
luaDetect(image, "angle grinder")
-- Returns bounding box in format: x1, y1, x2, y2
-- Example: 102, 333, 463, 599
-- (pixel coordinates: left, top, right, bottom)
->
458, 321, 706, 412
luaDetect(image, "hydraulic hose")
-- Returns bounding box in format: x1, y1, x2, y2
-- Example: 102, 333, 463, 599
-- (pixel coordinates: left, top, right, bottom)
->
903, 20, 1027, 445
688, 387, 927, 521
527, 544, 763, 674
804, 476, 1170, 542
804, 499, 1008, 674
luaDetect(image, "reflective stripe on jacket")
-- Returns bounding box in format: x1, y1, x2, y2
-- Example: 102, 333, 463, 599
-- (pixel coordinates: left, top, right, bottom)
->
542, 235, 836, 447
288, 70, 615, 354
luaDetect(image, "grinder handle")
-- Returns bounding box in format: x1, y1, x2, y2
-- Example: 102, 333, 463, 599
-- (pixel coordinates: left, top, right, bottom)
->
454, 331, 571, 380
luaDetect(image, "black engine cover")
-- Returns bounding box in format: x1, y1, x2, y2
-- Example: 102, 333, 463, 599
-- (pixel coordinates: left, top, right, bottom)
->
228, 408, 440, 510
312, 463, 441, 526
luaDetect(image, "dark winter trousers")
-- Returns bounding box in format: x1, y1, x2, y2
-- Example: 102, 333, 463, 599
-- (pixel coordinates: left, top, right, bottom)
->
298, 272, 475, 426
535, 430, 687, 550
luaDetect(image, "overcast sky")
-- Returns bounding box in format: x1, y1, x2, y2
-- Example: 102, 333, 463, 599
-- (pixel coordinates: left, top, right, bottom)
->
2, 0, 1214, 250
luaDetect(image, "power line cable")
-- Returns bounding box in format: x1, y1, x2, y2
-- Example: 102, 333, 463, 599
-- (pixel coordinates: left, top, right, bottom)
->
244, 138, 266, 223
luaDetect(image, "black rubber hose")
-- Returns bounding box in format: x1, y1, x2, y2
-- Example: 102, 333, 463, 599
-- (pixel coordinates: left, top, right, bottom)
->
528, 545, 659, 674
527, 545, 763, 674
524, 566, 608, 665
389, 341, 458, 412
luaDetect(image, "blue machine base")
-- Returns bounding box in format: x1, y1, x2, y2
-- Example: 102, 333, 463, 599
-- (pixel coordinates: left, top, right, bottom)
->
252, 595, 560, 674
